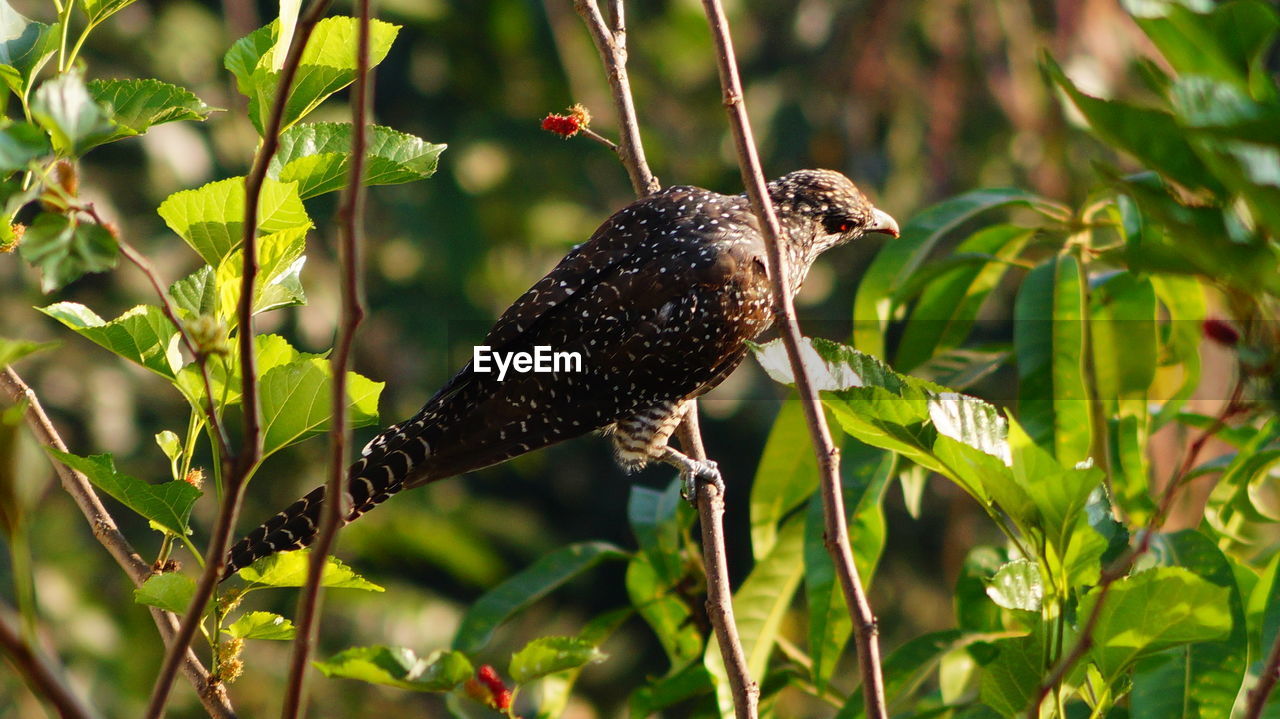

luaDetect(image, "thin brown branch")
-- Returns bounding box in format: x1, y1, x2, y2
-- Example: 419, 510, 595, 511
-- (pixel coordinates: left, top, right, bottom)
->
0, 368, 235, 719
145, 1, 337, 715
1028, 381, 1246, 717
695, 3, 888, 718
88, 208, 233, 458
1245, 624, 1280, 718
677, 409, 760, 719
280, 0, 372, 715
571, 0, 659, 196
580, 126, 621, 155
0, 601, 98, 719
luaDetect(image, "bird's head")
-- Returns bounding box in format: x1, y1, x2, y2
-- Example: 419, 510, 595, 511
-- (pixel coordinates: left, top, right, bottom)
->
767, 169, 899, 253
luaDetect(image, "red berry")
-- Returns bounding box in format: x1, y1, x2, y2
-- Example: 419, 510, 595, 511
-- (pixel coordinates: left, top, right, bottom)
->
1203, 318, 1240, 346
476, 664, 506, 694
541, 113, 581, 138
493, 687, 513, 711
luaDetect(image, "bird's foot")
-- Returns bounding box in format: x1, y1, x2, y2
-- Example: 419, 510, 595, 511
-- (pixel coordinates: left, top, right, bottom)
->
658, 452, 721, 503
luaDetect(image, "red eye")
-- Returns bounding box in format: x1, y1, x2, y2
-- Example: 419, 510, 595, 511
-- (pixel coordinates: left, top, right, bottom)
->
838, 222, 851, 232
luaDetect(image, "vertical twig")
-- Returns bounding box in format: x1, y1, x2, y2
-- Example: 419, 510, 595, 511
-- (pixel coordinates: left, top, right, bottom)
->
0, 368, 236, 719
694, 3, 889, 718
569, 3, 758, 715
571, 0, 659, 196
1028, 381, 1246, 717
145, 1, 337, 716
677, 411, 760, 719
279, 0, 372, 715
0, 602, 98, 719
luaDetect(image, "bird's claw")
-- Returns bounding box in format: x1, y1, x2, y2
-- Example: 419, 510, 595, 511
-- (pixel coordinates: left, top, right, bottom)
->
679, 458, 724, 502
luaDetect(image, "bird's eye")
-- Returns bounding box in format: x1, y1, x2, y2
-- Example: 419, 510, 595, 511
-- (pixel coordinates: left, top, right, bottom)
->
823, 215, 853, 235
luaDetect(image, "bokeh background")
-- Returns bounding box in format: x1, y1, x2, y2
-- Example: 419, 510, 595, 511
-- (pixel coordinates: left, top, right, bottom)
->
0, 0, 1177, 716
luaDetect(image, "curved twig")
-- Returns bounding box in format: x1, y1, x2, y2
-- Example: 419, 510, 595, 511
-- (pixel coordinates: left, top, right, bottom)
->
0, 368, 236, 719
0, 601, 98, 719
694, 3, 889, 718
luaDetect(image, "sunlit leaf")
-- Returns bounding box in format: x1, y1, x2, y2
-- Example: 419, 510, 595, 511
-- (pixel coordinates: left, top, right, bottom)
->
31, 69, 115, 155
81, 0, 136, 24
985, 559, 1042, 612
47, 449, 199, 535
215, 225, 308, 321
157, 176, 311, 265
509, 636, 605, 684
0, 1, 56, 97
88, 78, 214, 145
259, 358, 382, 456
134, 572, 195, 614
38, 302, 181, 378
234, 548, 383, 591
269, 122, 445, 199
224, 611, 296, 640
315, 646, 472, 692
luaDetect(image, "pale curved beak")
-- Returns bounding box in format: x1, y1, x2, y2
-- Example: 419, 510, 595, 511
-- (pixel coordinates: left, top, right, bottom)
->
868, 208, 900, 238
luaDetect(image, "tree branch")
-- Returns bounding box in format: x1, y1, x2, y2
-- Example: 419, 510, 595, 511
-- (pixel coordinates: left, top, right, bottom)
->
0, 368, 235, 719
0, 600, 98, 719
694, 4, 888, 718
571, 0, 659, 196
1245, 623, 1280, 719
1029, 381, 1246, 717
145, 1, 337, 715
280, 0, 372, 713
676, 410, 760, 719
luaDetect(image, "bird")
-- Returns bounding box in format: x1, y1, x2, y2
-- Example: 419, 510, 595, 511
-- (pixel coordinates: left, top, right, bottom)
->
221, 169, 898, 579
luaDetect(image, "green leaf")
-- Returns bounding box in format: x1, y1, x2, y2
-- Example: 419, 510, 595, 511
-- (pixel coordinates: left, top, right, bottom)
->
38, 303, 181, 378
0, 336, 57, 367
18, 213, 118, 292
315, 646, 472, 692
509, 636, 605, 684
627, 662, 714, 718
805, 445, 893, 691
0, 1, 56, 97
47, 449, 198, 535
1043, 54, 1225, 194
1129, 531, 1248, 719
749, 399, 821, 559
215, 225, 308, 321
88, 78, 215, 145
1129, 0, 1279, 94
0, 122, 50, 173
234, 548, 384, 590
625, 551, 702, 670
842, 630, 999, 719
453, 542, 627, 653
81, 0, 136, 24
852, 188, 1066, 358
1013, 254, 1093, 465
224, 17, 400, 133
169, 265, 217, 319
977, 633, 1044, 719
259, 357, 382, 457
134, 572, 195, 613
896, 225, 1035, 371
955, 547, 1006, 633
30, 69, 116, 156
627, 479, 690, 586
268, 122, 445, 199
154, 430, 181, 466
707, 515, 805, 716
1150, 274, 1205, 429
985, 560, 1042, 612
1083, 566, 1232, 685
224, 611, 296, 640
1170, 74, 1280, 146
1007, 419, 1102, 561
156, 176, 311, 265
912, 347, 1009, 391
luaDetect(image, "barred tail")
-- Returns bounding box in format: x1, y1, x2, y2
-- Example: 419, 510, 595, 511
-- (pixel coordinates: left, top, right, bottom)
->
221, 423, 432, 581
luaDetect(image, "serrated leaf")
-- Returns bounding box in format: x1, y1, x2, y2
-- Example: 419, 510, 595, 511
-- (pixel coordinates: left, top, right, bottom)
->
1083, 566, 1232, 684
169, 265, 217, 319
47, 449, 199, 535
0, 122, 50, 173
268, 122, 445, 199
509, 636, 605, 684
31, 69, 115, 155
224, 17, 400, 133
985, 559, 1042, 612
0, 336, 57, 367
977, 633, 1044, 719
88, 78, 214, 145
157, 176, 311, 265
259, 358, 382, 457
134, 572, 195, 613
453, 542, 627, 653
224, 611, 296, 640
18, 213, 118, 292
81, 0, 136, 24
38, 302, 182, 378
234, 548, 383, 590
215, 225, 308, 321
315, 646, 472, 692
0, 1, 55, 97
